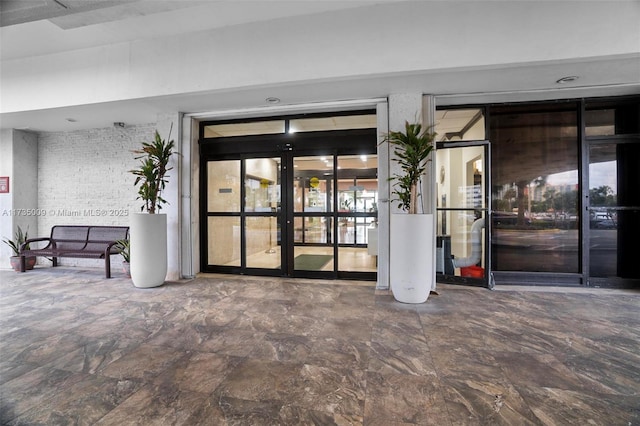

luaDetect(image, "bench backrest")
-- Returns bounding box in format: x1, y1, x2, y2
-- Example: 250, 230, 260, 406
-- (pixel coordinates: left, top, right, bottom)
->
85, 226, 129, 253
51, 226, 90, 251
50, 226, 129, 253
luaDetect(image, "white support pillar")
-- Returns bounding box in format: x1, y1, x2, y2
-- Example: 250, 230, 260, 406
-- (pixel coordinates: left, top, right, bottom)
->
180, 115, 199, 279
376, 102, 389, 290
156, 113, 182, 281
421, 95, 437, 215
422, 95, 437, 292
378, 94, 424, 290
388, 93, 423, 213
0, 129, 38, 269
384, 93, 438, 295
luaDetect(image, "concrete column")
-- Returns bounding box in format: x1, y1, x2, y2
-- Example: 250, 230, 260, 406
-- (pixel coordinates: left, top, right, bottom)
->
384, 94, 437, 292
421, 95, 436, 214
180, 115, 199, 279
377, 94, 423, 289
376, 103, 389, 290
156, 113, 182, 281
388, 93, 423, 213
0, 130, 38, 268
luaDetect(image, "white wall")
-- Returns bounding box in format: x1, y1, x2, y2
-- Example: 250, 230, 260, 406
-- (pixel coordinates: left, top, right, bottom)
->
36, 124, 155, 269
0, 130, 14, 266
3, 1, 639, 114
0, 129, 38, 268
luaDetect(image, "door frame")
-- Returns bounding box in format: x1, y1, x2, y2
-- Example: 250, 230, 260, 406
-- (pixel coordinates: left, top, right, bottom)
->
199, 126, 377, 279
435, 139, 492, 288
584, 134, 640, 288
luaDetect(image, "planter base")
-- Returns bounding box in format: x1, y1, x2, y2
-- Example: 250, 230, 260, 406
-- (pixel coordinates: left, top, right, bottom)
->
11, 256, 36, 272
130, 213, 167, 288
390, 214, 434, 303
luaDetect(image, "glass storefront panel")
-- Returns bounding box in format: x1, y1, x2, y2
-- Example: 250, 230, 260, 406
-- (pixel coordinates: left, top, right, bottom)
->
490, 105, 579, 273
435, 142, 488, 283
207, 160, 241, 213
588, 143, 617, 277
203, 120, 285, 138
244, 157, 281, 212
294, 216, 331, 244
289, 114, 376, 133
585, 100, 640, 136
207, 216, 241, 266
293, 245, 334, 271
293, 156, 333, 213
337, 245, 376, 273
589, 140, 640, 280
245, 216, 280, 269
435, 108, 485, 141
336, 155, 378, 272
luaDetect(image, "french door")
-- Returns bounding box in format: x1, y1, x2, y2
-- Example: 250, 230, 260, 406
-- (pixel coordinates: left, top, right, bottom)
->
435, 140, 492, 287
586, 135, 640, 287
200, 129, 378, 279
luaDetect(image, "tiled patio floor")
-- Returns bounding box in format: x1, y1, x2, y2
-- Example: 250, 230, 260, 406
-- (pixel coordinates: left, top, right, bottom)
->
1, 267, 639, 425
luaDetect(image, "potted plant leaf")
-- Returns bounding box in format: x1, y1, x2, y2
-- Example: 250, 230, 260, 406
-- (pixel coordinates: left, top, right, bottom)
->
383, 120, 436, 303
129, 125, 177, 288
115, 238, 130, 277
2, 226, 36, 271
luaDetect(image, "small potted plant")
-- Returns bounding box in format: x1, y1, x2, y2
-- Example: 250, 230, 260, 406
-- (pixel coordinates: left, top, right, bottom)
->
129, 125, 177, 288
2, 226, 36, 271
382, 120, 437, 303
115, 239, 130, 277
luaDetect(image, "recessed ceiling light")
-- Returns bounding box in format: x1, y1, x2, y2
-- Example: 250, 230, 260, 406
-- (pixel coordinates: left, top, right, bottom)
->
556, 76, 579, 84
265, 97, 280, 104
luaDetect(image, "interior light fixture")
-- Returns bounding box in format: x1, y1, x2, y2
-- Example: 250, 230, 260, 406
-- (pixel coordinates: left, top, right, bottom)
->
556, 76, 579, 84
265, 97, 280, 104
360, 155, 367, 162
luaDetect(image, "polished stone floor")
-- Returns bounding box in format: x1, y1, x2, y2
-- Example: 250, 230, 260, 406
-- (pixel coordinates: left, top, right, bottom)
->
1, 267, 639, 425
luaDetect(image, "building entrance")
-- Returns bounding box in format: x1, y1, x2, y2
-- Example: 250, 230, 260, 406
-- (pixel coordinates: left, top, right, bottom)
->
199, 114, 378, 280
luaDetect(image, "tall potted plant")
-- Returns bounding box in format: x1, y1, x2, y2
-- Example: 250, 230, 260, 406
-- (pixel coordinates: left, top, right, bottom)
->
129, 126, 176, 288
383, 120, 436, 303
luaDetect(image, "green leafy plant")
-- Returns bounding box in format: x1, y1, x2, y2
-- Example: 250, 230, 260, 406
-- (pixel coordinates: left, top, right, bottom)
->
115, 239, 130, 262
130, 125, 177, 213
382, 121, 436, 214
2, 226, 30, 256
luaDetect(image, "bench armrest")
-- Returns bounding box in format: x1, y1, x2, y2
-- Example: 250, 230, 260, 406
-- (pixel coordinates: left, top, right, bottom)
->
20, 237, 53, 252
105, 240, 121, 255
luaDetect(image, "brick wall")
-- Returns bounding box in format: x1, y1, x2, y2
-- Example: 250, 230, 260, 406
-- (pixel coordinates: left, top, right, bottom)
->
37, 124, 157, 269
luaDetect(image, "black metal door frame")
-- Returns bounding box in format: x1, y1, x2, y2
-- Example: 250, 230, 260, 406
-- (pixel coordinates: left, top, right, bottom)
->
435, 140, 492, 288
200, 127, 377, 280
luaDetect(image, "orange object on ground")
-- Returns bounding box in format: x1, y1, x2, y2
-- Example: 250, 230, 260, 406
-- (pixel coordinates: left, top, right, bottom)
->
461, 265, 484, 278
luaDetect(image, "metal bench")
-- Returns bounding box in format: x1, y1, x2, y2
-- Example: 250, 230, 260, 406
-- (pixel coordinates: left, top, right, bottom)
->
19, 225, 129, 278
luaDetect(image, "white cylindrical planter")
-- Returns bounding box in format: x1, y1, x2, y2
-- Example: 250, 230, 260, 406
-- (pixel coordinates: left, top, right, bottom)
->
130, 212, 167, 288
390, 213, 434, 303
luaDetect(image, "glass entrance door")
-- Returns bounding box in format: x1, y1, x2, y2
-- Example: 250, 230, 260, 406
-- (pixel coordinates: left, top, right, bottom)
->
435, 141, 491, 287
205, 157, 283, 275
292, 155, 335, 274
290, 155, 378, 277
200, 121, 379, 279
587, 137, 640, 286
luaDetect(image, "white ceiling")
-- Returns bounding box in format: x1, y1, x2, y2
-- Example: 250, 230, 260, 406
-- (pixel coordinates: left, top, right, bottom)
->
1, 0, 639, 133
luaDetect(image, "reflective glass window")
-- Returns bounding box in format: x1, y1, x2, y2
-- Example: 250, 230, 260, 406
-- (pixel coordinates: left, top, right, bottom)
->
490, 105, 579, 273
